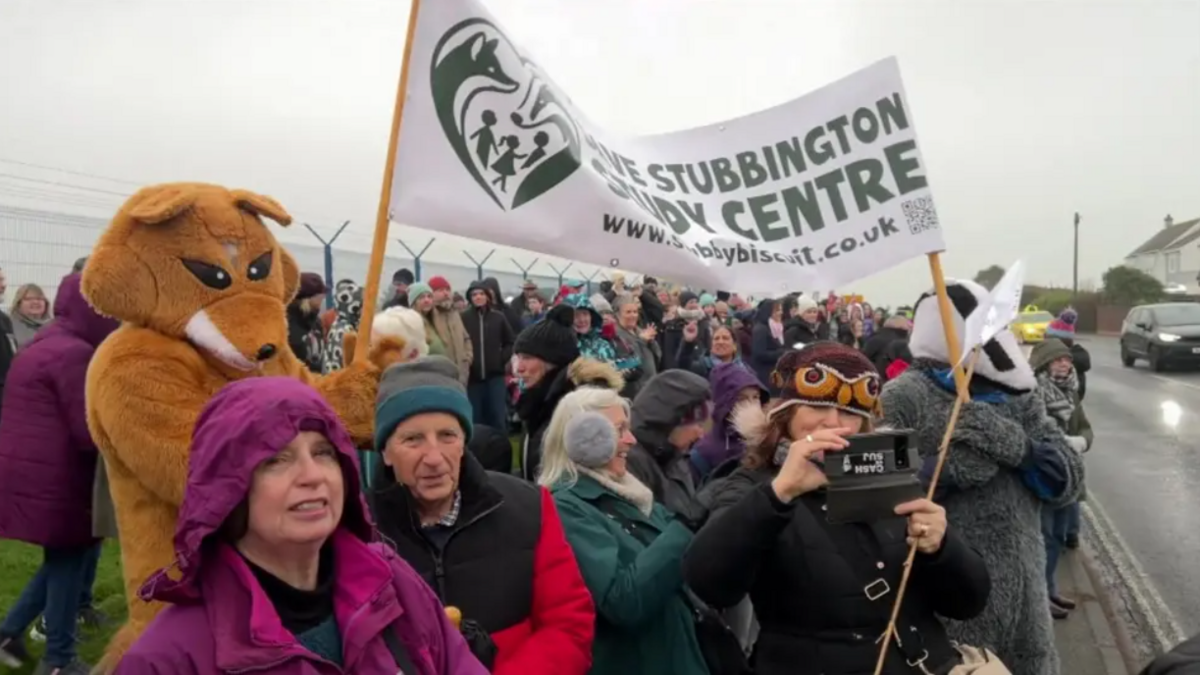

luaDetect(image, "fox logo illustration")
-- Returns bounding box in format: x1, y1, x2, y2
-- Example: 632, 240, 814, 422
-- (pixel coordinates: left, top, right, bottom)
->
431, 17, 582, 211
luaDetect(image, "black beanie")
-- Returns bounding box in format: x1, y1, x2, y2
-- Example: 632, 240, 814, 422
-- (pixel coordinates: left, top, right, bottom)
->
393, 268, 415, 285
514, 304, 580, 367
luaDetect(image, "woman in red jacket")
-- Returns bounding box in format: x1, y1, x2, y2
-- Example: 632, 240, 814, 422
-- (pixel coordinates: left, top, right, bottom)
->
368, 356, 595, 674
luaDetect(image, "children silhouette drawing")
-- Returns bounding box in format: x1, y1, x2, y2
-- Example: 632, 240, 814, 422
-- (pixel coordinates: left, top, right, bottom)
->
520, 131, 550, 170
470, 110, 500, 168
490, 135, 526, 192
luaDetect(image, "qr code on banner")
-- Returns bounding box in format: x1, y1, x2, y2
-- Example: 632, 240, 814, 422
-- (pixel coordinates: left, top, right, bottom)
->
901, 197, 941, 234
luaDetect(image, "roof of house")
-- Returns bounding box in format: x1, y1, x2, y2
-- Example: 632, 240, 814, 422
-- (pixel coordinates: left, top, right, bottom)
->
1126, 217, 1200, 257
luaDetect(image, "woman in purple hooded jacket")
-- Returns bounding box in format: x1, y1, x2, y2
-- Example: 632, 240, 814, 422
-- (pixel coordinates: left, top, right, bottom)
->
116, 377, 486, 675
0, 273, 119, 674
689, 362, 768, 483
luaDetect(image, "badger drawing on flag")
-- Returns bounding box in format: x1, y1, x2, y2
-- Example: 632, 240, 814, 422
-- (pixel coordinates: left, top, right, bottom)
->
431, 17, 583, 211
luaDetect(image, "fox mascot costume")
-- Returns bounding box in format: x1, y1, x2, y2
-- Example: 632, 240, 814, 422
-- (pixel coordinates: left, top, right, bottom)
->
81, 183, 407, 671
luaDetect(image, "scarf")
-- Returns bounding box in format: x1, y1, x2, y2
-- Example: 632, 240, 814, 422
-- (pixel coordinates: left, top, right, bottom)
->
578, 466, 655, 516
924, 367, 1009, 404
1037, 369, 1078, 428
769, 318, 784, 342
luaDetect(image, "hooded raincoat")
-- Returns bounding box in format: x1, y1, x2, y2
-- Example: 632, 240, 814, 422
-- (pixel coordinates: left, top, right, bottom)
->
117, 377, 485, 675
624, 371, 711, 524
562, 294, 620, 365
0, 273, 118, 548
689, 363, 767, 483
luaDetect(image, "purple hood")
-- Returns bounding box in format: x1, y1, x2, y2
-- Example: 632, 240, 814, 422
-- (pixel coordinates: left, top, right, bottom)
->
690, 362, 767, 479
140, 376, 373, 604
46, 273, 119, 348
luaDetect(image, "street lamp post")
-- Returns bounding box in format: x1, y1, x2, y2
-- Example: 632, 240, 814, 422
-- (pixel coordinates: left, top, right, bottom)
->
1073, 212, 1080, 297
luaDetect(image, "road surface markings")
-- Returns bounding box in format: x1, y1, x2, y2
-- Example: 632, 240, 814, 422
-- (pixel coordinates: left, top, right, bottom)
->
1144, 372, 1200, 392
1083, 497, 1188, 650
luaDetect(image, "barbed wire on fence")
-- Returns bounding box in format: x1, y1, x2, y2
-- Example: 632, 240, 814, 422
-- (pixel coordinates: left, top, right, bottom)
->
0, 205, 628, 307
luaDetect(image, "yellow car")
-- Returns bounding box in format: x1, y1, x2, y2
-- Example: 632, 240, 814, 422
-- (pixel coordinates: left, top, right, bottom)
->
1011, 306, 1054, 344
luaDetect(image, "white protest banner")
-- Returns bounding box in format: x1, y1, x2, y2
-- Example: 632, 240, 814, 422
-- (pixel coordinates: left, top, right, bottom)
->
389, 0, 947, 292
956, 260, 1026, 368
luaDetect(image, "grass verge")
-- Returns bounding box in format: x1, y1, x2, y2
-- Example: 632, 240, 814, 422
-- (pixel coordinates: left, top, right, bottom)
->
0, 540, 125, 673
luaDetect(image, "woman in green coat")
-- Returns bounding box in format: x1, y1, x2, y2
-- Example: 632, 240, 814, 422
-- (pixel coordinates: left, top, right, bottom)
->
538, 387, 708, 675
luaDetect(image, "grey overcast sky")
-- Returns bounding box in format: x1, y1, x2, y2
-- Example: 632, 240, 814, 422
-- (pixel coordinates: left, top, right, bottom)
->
1, 0, 1197, 304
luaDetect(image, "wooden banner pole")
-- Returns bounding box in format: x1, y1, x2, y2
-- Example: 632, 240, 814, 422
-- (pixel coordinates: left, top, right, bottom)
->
926, 252, 967, 392
355, 0, 423, 362
872, 347, 982, 675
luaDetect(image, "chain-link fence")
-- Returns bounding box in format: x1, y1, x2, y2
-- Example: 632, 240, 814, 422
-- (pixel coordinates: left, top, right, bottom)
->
0, 205, 625, 309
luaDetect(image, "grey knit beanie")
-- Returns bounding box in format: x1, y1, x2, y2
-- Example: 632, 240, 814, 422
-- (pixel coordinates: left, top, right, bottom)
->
374, 356, 473, 450
564, 411, 618, 469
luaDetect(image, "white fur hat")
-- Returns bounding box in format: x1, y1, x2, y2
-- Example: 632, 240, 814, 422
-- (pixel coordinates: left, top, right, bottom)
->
908, 279, 1035, 394
372, 306, 429, 362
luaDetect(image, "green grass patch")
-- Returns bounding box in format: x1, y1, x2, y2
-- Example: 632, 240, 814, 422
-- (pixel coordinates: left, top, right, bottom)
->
0, 540, 126, 672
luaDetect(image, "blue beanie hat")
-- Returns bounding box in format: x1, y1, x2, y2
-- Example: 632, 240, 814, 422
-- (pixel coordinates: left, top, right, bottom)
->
374, 356, 474, 451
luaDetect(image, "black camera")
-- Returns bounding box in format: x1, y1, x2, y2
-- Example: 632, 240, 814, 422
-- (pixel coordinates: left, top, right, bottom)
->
824, 429, 924, 524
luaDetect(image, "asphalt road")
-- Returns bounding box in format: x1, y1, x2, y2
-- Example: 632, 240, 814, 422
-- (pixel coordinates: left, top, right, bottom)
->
1063, 335, 1198, 655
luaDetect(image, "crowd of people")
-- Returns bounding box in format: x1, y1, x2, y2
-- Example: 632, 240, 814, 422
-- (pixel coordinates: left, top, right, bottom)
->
0, 255, 1195, 675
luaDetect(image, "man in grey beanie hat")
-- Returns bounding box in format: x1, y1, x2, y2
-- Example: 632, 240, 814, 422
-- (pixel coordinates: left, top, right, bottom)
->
369, 355, 596, 672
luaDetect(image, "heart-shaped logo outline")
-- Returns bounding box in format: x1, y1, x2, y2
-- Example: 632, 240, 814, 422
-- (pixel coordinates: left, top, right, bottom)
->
430, 18, 583, 212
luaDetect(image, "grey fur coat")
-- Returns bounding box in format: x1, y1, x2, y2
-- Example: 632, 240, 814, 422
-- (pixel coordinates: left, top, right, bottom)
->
881, 362, 1085, 675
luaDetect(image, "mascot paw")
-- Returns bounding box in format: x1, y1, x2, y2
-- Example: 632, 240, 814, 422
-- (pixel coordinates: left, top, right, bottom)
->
370, 335, 411, 369
341, 333, 410, 370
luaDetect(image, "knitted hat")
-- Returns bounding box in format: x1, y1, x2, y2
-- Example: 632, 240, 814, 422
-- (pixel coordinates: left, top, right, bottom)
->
590, 293, 614, 315
428, 276, 451, 292
679, 291, 699, 308
1045, 318, 1075, 339
514, 304, 580, 367
1029, 338, 1072, 372
770, 342, 881, 420
373, 307, 429, 361
564, 411, 618, 468
795, 295, 818, 313
407, 282, 432, 303
392, 268, 414, 286
374, 356, 473, 451
699, 293, 716, 308
298, 273, 326, 300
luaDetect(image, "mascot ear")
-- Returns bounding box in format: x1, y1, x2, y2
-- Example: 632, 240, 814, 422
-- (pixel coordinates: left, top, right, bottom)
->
82, 242, 156, 324
279, 247, 300, 303
232, 189, 292, 226
126, 184, 200, 224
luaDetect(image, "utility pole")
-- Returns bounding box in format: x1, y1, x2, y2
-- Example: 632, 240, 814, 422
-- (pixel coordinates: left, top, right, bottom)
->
1072, 212, 1080, 297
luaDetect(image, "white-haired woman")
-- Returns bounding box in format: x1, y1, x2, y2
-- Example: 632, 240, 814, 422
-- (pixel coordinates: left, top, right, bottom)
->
537, 387, 709, 675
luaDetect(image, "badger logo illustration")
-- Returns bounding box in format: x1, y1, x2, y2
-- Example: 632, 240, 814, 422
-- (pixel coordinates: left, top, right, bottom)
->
431, 18, 583, 211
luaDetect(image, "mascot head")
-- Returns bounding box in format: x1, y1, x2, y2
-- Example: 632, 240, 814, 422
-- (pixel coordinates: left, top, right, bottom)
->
908, 279, 1036, 395
82, 183, 300, 373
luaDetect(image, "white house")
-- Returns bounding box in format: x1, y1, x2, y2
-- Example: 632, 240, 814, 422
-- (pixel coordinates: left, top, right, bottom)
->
1124, 214, 1200, 293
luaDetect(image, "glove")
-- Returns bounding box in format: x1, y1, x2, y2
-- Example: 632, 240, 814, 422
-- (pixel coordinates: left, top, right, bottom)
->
1066, 435, 1089, 453
460, 619, 497, 670
674, 508, 708, 533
